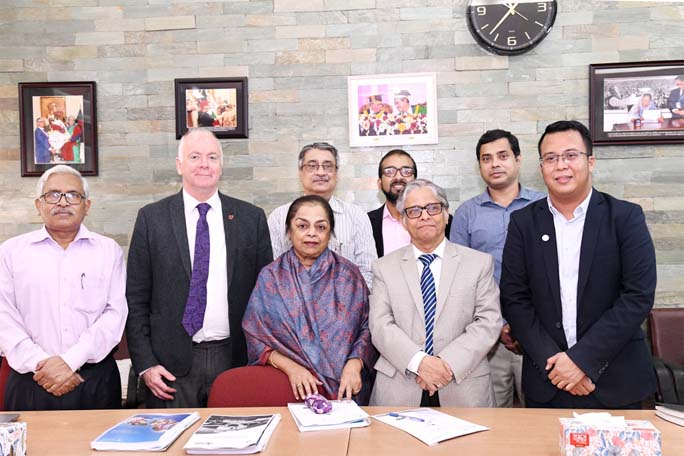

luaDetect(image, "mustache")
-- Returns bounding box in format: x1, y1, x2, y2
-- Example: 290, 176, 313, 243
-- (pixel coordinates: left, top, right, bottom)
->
390, 178, 407, 186
50, 207, 75, 215
312, 177, 330, 182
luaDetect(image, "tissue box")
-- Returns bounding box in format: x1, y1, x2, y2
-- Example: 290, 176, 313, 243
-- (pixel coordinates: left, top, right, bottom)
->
0, 422, 26, 456
559, 418, 661, 456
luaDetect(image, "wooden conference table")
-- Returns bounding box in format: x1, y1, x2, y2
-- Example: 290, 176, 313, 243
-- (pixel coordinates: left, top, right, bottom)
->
15, 407, 684, 455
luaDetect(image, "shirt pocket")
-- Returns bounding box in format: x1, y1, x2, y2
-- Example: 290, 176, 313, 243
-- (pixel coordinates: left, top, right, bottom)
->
72, 273, 108, 315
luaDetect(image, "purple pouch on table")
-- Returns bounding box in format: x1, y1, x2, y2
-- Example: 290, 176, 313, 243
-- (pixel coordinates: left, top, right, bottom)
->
304, 393, 332, 414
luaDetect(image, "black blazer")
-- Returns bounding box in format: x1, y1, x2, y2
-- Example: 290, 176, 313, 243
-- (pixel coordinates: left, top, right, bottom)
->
500, 190, 657, 407
125, 191, 273, 377
368, 204, 453, 257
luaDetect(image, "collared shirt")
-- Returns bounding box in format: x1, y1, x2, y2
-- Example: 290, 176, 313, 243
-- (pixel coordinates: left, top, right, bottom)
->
381, 204, 411, 255
183, 189, 229, 342
548, 190, 593, 349
450, 186, 545, 283
406, 238, 447, 374
0, 225, 127, 374
267, 195, 377, 288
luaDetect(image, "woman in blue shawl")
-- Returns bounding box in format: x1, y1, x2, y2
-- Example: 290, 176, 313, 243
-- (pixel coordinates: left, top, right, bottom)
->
242, 195, 376, 404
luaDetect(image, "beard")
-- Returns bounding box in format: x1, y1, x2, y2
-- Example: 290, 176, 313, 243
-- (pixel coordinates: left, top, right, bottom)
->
382, 179, 406, 203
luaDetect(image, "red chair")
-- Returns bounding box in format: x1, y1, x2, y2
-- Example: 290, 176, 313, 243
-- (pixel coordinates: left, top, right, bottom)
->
0, 357, 10, 411
208, 365, 333, 407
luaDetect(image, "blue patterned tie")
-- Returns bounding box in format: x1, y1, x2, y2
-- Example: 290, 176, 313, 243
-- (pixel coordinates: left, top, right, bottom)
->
182, 203, 211, 336
419, 254, 438, 356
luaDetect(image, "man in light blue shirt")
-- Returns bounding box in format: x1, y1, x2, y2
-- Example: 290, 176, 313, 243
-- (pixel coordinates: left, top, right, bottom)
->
449, 129, 544, 407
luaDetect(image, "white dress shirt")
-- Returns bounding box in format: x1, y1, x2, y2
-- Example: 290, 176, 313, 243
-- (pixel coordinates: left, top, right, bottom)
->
183, 189, 229, 342
548, 190, 592, 349
267, 195, 377, 288
406, 238, 447, 373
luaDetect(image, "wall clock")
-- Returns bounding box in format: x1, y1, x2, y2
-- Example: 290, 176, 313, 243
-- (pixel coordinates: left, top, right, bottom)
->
466, 1, 557, 56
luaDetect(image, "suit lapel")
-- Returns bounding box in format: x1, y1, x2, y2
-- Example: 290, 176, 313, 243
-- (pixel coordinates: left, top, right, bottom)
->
537, 201, 563, 317
435, 242, 460, 321
399, 247, 424, 317
170, 191, 192, 279
577, 190, 604, 309
220, 192, 236, 287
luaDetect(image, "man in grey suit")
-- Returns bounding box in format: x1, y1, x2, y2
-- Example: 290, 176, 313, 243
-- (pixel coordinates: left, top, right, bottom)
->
369, 179, 501, 407
126, 129, 272, 408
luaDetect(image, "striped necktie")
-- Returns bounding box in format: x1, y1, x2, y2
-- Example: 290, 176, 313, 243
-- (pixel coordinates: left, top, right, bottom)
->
419, 253, 438, 356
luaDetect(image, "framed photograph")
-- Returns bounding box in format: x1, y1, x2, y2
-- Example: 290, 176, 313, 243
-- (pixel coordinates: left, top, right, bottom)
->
348, 73, 438, 148
19, 81, 97, 177
174, 77, 248, 139
589, 60, 684, 145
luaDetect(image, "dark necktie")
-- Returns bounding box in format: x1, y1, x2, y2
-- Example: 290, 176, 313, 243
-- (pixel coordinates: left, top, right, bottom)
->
419, 254, 438, 355
182, 203, 211, 336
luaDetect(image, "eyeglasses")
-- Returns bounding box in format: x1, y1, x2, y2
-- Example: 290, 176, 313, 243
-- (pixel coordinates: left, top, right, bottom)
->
539, 151, 588, 167
404, 202, 444, 219
382, 166, 415, 178
40, 191, 86, 205
301, 161, 337, 173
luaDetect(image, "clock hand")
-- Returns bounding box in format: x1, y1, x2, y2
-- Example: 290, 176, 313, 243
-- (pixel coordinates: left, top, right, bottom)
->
489, 6, 514, 35
506, 3, 529, 21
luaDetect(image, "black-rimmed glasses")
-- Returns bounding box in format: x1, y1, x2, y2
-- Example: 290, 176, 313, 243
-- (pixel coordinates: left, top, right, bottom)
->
382, 166, 415, 178
404, 202, 444, 219
40, 191, 85, 205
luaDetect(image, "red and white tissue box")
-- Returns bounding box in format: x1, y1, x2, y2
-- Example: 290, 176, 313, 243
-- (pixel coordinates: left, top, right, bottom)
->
559, 414, 661, 456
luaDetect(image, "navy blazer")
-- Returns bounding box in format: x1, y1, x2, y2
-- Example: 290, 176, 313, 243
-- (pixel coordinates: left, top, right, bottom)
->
368, 204, 453, 258
125, 191, 273, 377
500, 190, 657, 407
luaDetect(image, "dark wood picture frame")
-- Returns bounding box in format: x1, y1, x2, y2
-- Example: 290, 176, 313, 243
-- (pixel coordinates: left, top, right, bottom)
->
589, 60, 684, 146
19, 81, 97, 177
174, 77, 248, 140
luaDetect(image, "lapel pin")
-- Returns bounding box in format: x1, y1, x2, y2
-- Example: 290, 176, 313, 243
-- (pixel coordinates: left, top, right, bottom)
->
228, 214, 234, 220
542, 234, 550, 242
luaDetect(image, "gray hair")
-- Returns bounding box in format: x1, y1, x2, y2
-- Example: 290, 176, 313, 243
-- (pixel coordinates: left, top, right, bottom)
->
36, 165, 89, 199
297, 142, 339, 169
397, 179, 449, 219
177, 128, 224, 165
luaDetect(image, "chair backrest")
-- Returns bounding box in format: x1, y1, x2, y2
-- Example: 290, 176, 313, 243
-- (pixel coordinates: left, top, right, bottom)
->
649, 308, 684, 366
0, 357, 10, 411
208, 365, 299, 407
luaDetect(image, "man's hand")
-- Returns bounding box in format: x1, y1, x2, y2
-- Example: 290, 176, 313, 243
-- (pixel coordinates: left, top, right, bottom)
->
568, 375, 596, 396
546, 352, 586, 391
50, 373, 84, 396
142, 365, 177, 401
500, 324, 522, 355
416, 355, 453, 396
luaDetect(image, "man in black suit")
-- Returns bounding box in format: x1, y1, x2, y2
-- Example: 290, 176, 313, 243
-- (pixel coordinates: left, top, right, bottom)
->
368, 149, 452, 257
667, 75, 684, 119
501, 120, 657, 409
126, 129, 272, 408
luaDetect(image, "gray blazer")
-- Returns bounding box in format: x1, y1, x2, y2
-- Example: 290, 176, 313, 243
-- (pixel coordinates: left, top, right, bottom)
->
369, 241, 502, 407
125, 191, 273, 377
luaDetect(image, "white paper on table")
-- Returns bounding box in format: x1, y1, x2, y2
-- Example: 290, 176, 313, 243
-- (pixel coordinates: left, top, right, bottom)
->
287, 401, 370, 432
373, 408, 488, 446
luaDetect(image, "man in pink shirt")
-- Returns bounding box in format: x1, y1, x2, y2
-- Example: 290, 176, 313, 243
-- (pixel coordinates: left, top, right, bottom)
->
0, 165, 127, 410
368, 149, 452, 258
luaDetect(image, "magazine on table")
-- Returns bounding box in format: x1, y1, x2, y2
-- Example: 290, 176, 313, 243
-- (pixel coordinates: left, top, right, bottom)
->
90, 412, 200, 451
183, 414, 281, 454
287, 400, 370, 432
373, 408, 488, 446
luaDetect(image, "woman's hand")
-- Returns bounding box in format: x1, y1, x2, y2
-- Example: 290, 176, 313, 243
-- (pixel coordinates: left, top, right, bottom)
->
271, 351, 322, 400
338, 358, 363, 401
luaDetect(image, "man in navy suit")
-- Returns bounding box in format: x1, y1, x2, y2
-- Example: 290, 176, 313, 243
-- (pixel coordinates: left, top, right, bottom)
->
501, 120, 656, 409
126, 128, 272, 408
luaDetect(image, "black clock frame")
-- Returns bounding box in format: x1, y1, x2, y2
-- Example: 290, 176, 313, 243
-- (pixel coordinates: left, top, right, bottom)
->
466, 1, 557, 56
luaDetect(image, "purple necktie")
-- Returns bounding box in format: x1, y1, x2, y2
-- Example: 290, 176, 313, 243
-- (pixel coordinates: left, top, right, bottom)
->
182, 203, 211, 336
